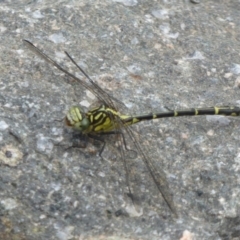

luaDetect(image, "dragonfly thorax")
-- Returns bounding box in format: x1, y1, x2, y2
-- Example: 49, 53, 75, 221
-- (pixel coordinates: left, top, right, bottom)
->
66, 104, 130, 134
65, 106, 90, 132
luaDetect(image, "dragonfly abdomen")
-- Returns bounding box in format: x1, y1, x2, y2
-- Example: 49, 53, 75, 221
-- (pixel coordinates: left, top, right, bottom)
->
125, 106, 240, 125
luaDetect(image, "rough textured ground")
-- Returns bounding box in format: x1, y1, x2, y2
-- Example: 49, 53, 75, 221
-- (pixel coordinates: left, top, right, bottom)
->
1, 0, 240, 239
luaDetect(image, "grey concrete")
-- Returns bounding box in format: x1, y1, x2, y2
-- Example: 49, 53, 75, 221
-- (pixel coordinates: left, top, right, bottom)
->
0, 0, 240, 239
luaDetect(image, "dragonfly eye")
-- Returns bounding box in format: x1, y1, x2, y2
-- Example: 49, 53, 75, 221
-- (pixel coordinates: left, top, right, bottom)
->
65, 106, 87, 128
79, 118, 90, 130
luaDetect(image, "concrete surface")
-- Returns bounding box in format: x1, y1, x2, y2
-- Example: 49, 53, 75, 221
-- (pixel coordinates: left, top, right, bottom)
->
0, 0, 240, 239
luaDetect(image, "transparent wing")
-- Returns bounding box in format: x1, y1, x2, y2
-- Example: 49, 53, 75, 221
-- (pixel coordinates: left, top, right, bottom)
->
23, 39, 177, 216
122, 124, 178, 217
64, 51, 125, 110
23, 39, 124, 109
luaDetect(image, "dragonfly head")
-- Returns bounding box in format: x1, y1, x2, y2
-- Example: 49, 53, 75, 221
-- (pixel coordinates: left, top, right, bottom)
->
65, 106, 90, 132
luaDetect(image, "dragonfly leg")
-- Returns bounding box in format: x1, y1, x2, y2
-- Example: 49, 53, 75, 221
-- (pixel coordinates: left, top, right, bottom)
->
71, 133, 89, 148
87, 133, 106, 158
54, 133, 89, 150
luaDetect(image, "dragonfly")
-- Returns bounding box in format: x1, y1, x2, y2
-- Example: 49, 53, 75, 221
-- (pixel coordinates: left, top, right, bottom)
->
23, 39, 240, 218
